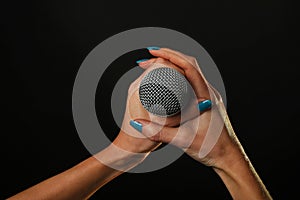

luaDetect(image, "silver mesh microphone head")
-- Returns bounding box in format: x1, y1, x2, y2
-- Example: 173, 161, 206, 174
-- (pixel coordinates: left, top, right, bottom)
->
139, 67, 190, 117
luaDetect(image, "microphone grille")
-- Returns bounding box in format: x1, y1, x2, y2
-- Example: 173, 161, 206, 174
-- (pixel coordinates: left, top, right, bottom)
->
139, 67, 190, 117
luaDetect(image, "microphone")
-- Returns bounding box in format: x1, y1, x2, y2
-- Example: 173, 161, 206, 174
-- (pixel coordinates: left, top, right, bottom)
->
139, 66, 191, 117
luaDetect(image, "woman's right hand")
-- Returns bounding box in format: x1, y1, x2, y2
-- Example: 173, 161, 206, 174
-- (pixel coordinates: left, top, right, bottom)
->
132, 47, 235, 168
131, 48, 272, 200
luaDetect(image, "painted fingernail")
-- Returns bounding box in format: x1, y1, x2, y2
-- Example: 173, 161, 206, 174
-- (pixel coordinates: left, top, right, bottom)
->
147, 46, 160, 50
197, 100, 212, 112
130, 120, 142, 133
136, 58, 149, 64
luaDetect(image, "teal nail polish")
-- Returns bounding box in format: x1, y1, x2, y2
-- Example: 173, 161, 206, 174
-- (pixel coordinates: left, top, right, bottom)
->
130, 120, 142, 133
147, 46, 160, 50
197, 100, 212, 112
136, 58, 149, 64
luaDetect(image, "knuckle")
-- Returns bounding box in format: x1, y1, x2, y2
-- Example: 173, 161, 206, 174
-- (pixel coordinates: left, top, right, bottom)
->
128, 83, 134, 93
128, 81, 138, 92
151, 132, 161, 142
159, 128, 168, 142
190, 57, 197, 64
155, 57, 166, 63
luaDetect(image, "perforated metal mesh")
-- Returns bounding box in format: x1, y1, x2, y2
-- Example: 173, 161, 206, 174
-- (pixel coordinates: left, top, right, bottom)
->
139, 67, 190, 117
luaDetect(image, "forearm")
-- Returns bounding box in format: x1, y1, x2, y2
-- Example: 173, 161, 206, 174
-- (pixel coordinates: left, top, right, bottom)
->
212, 119, 272, 200
8, 130, 151, 200
213, 147, 272, 200
8, 152, 123, 200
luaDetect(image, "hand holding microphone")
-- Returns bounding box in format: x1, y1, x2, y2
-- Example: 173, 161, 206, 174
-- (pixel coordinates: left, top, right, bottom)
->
128, 48, 272, 200
129, 48, 221, 164
9, 47, 272, 200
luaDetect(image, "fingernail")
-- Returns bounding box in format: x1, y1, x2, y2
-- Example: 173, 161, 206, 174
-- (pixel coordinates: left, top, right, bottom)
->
136, 58, 149, 64
197, 100, 212, 112
147, 46, 160, 50
130, 120, 142, 133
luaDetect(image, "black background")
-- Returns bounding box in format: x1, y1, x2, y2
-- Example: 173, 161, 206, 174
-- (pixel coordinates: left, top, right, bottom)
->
1, 0, 299, 199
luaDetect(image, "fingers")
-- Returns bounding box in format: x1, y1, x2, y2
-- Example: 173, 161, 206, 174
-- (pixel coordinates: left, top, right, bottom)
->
129, 118, 200, 149
156, 48, 199, 68
137, 57, 185, 75
140, 48, 210, 100
137, 58, 156, 69
130, 120, 179, 144
129, 118, 204, 150
149, 48, 197, 73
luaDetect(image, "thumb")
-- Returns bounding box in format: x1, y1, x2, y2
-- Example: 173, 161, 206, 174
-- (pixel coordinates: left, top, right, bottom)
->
129, 120, 179, 144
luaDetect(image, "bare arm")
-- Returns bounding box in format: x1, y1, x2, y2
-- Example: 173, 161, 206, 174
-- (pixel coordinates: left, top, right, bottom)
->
8, 151, 121, 200
132, 47, 272, 200
7, 131, 141, 200
212, 119, 272, 200
8, 60, 166, 200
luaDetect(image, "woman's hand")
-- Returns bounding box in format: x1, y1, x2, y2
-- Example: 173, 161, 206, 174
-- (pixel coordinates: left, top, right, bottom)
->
131, 47, 229, 168
96, 56, 199, 171
131, 47, 272, 199
7, 47, 272, 200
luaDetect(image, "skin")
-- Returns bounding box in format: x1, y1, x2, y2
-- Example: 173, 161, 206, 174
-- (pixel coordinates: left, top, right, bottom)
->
7, 48, 272, 200
136, 48, 273, 200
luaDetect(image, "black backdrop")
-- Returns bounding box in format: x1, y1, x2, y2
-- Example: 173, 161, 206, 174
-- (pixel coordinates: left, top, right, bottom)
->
1, 1, 299, 199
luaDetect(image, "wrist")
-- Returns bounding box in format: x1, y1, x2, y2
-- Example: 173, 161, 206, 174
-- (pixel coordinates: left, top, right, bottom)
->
94, 143, 149, 173
212, 131, 246, 172
210, 130, 272, 199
